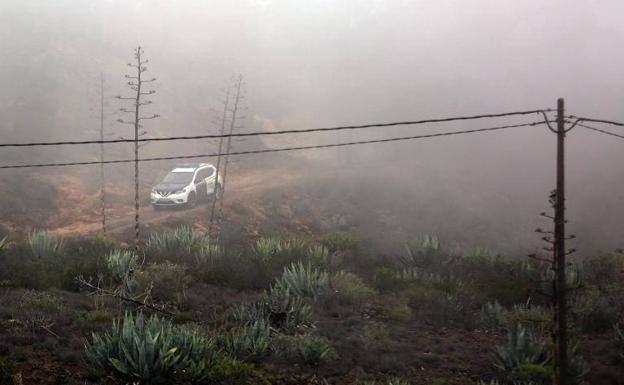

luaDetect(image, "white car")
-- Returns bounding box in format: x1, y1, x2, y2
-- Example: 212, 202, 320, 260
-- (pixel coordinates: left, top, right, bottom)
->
150, 163, 222, 209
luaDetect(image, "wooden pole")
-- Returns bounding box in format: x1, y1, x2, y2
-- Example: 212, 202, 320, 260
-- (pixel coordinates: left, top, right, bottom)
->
553, 97, 568, 385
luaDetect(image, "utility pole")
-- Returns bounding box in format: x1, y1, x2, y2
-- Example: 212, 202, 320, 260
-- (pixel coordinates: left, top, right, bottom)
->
218, 75, 244, 217
117, 46, 159, 251
553, 97, 568, 385
99, 72, 107, 234
209, 87, 231, 231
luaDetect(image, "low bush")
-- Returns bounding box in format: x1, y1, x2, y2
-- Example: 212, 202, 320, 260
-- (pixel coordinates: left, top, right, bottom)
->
331, 270, 377, 305
0, 356, 16, 385
360, 321, 390, 349
18, 290, 64, 334
320, 232, 359, 256
139, 261, 191, 306
182, 355, 270, 385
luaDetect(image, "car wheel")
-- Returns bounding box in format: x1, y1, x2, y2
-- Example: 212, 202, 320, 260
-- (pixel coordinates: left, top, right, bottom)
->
186, 192, 197, 208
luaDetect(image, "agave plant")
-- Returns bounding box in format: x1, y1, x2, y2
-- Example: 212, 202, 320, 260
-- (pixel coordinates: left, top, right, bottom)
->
107, 249, 139, 295
28, 230, 64, 259
147, 225, 213, 262
494, 324, 549, 373
263, 286, 314, 333
272, 261, 329, 301
85, 312, 210, 382
217, 319, 272, 362
195, 241, 224, 265
252, 238, 308, 269
293, 334, 336, 366
480, 301, 507, 330
230, 301, 267, 325
0, 236, 7, 252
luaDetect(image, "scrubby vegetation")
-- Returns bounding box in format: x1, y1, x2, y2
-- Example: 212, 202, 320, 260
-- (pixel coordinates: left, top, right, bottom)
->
0, 226, 622, 384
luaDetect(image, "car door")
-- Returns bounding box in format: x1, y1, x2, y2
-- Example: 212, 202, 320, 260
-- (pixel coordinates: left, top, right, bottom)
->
204, 166, 216, 195
194, 168, 208, 200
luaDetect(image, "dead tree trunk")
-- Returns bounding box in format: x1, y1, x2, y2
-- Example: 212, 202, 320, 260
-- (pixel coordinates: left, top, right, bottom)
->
116, 46, 158, 251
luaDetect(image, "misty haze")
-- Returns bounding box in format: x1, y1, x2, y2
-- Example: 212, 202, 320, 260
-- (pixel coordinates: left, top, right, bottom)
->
0, 1, 622, 384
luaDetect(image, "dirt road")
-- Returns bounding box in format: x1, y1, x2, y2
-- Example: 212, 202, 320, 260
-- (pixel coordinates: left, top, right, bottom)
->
50, 166, 305, 238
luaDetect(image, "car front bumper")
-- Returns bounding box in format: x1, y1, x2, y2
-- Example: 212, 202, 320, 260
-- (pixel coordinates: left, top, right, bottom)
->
150, 192, 188, 206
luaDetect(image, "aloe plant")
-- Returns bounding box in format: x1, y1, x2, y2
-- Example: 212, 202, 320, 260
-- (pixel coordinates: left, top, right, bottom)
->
293, 334, 336, 366
493, 324, 549, 373
107, 249, 139, 295
272, 261, 329, 301
480, 301, 507, 329
28, 230, 64, 259
85, 312, 210, 382
217, 319, 272, 362
147, 225, 215, 263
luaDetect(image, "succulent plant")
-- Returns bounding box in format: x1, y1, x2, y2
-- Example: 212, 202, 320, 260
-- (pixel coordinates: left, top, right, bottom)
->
217, 319, 272, 362
293, 334, 336, 366
272, 261, 329, 301
106, 249, 139, 295
85, 312, 210, 382
493, 324, 548, 373
28, 230, 64, 259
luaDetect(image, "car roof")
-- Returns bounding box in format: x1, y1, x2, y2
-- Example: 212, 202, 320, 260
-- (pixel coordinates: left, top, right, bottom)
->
173, 162, 214, 170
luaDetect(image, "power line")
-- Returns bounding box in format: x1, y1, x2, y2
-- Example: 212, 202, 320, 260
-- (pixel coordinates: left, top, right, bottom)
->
577, 123, 624, 139
0, 121, 545, 170
0, 109, 550, 148
569, 116, 624, 128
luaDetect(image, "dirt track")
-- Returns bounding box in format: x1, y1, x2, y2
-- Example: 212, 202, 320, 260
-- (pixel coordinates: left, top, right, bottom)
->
50, 166, 306, 238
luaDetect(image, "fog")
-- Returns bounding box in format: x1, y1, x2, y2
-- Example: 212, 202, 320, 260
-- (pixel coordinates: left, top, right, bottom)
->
0, 0, 623, 255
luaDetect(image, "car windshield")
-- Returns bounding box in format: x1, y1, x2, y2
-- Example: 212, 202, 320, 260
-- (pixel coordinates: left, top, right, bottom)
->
161, 171, 193, 185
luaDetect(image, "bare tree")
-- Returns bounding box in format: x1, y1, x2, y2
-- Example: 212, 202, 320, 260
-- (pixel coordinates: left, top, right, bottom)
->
98, 72, 107, 234
116, 46, 159, 250
208, 87, 231, 231
218, 75, 245, 216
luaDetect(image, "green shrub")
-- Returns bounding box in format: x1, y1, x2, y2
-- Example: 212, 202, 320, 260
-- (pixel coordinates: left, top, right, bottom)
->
292, 334, 336, 366
18, 290, 64, 333
360, 321, 390, 349
272, 261, 328, 301
320, 232, 359, 255
183, 355, 270, 385
331, 270, 377, 304
0, 356, 16, 385
381, 296, 412, 323
28, 230, 64, 259
85, 312, 210, 383
216, 320, 271, 363
140, 262, 191, 305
